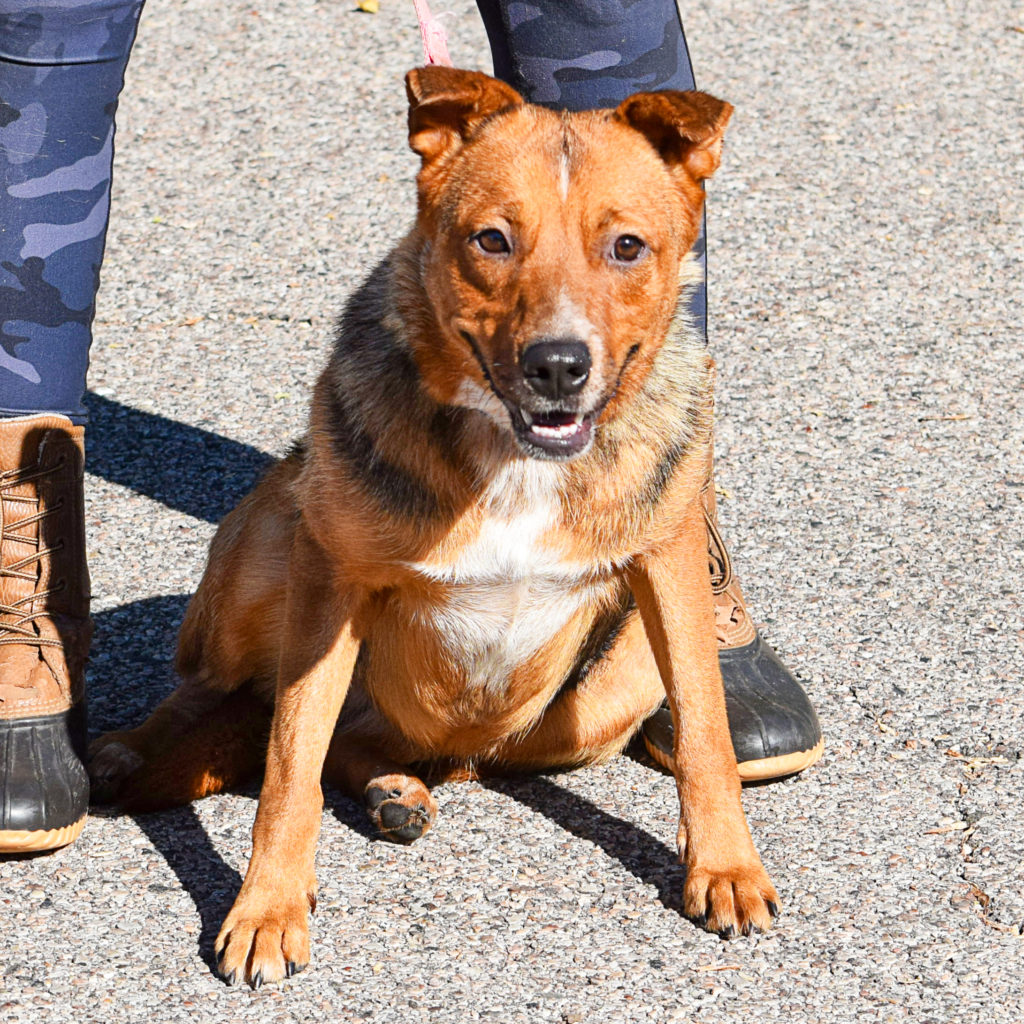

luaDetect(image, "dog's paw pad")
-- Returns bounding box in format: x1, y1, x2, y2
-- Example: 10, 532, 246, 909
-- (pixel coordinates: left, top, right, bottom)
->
364, 775, 436, 844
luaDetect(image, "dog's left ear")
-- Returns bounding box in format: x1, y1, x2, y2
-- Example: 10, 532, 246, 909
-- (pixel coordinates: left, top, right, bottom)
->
614, 90, 733, 181
406, 67, 524, 165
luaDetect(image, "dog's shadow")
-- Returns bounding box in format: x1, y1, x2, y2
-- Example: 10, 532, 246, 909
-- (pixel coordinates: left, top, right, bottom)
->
83, 388, 276, 736
483, 771, 688, 917
83, 395, 692, 974
90, 597, 378, 971
83, 391, 275, 525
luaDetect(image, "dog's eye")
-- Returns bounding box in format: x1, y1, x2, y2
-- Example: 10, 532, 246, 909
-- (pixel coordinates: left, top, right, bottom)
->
612, 235, 646, 262
473, 229, 511, 255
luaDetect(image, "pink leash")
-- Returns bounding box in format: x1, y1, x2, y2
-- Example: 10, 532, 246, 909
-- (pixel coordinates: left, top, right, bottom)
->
412, 0, 454, 66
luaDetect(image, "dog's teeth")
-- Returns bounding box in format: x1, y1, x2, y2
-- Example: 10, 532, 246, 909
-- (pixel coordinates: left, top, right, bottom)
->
521, 411, 534, 426
532, 421, 582, 439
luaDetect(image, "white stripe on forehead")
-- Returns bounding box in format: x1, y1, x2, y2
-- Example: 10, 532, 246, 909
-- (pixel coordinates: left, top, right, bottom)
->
542, 288, 598, 341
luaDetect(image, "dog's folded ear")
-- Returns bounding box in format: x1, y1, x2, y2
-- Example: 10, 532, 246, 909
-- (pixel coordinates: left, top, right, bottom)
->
406, 67, 523, 165
614, 91, 734, 182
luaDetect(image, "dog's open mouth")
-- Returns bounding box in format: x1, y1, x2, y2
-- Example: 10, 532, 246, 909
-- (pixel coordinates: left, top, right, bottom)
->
510, 407, 595, 458
456, 331, 600, 459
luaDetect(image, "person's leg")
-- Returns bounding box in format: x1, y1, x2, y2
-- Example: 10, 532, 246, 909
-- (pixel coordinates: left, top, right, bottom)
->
0, 0, 144, 852
474, 0, 822, 780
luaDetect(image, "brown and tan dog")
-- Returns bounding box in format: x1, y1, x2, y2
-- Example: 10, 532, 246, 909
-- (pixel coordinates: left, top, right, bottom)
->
90, 67, 779, 988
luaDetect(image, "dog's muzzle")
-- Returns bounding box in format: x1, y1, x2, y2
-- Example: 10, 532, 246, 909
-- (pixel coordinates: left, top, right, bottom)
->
458, 329, 600, 460
509, 339, 595, 458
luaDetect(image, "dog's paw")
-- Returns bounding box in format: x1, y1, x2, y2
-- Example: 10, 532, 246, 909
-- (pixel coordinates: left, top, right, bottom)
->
87, 732, 147, 805
216, 886, 316, 989
683, 857, 780, 938
364, 773, 437, 844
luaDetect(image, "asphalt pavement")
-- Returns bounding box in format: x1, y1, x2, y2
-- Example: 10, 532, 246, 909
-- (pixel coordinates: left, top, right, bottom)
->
2, 1, 1022, 1021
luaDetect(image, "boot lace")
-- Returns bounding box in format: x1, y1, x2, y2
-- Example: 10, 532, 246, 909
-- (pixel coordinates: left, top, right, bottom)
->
702, 486, 755, 647
0, 459, 66, 649
703, 496, 733, 596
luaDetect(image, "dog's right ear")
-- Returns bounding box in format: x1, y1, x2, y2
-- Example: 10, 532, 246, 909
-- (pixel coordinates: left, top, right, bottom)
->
406, 67, 523, 166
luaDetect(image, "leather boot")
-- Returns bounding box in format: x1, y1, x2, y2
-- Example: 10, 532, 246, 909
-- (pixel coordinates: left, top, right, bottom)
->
643, 452, 824, 781
0, 415, 91, 852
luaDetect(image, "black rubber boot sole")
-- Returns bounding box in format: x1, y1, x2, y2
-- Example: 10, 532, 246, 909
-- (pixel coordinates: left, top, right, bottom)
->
643, 632, 823, 782
0, 706, 89, 852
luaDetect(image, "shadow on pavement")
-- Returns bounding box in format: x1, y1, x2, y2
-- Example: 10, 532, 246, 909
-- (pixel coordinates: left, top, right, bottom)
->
484, 774, 689, 918
82, 384, 277, 978
323, 785, 379, 841
108, 803, 246, 976
88, 594, 248, 978
88, 594, 190, 735
83, 391, 275, 525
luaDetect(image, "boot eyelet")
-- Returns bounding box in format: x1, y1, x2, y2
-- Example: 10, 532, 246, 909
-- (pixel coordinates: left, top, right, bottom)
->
55, 578, 67, 592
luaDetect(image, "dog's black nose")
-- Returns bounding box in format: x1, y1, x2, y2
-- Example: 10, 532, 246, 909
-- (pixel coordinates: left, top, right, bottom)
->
520, 340, 591, 399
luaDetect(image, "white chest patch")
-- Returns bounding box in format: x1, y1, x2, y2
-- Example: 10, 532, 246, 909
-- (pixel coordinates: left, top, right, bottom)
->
407, 461, 597, 695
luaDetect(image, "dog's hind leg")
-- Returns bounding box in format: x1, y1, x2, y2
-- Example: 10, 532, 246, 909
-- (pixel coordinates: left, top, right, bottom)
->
89, 679, 271, 811
322, 716, 437, 844
90, 454, 300, 810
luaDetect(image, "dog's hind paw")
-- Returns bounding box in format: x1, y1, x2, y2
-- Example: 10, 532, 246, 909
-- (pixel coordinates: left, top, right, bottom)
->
87, 734, 146, 805
364, 773, 437, 844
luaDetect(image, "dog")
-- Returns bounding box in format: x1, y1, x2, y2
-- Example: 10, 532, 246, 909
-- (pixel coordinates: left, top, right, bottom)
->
89, 66, 779, 989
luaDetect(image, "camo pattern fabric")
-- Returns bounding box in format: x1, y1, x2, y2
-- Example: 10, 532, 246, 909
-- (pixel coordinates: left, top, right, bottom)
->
0, 0, 144, 422
476, 0, 696, 108
476, 0, 707, 342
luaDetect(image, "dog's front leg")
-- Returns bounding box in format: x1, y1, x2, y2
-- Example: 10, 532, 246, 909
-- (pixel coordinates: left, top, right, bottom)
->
215, 522, 362, 988
627, 499, 779, 938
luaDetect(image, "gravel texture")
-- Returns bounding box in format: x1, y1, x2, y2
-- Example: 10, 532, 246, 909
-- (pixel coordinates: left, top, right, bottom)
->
2, 1, 1022, 1021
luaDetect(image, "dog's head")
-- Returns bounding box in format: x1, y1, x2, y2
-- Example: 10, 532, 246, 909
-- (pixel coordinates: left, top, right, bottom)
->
402, 67, 731, 462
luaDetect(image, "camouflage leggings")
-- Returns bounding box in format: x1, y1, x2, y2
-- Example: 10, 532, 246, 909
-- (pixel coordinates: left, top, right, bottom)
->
0, 1, 144, 422
0, 0, 703, 422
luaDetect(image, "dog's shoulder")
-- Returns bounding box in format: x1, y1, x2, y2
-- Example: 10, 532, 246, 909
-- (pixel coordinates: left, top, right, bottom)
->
311, 253, 465, 523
